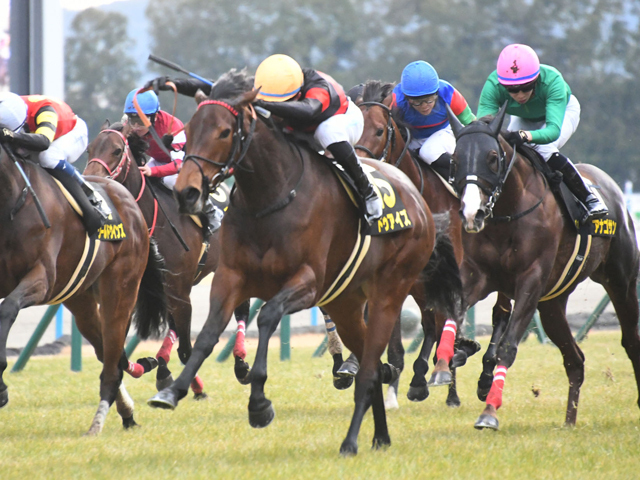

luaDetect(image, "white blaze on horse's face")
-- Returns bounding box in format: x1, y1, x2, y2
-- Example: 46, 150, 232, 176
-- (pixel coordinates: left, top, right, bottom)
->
461, 177, 485, 233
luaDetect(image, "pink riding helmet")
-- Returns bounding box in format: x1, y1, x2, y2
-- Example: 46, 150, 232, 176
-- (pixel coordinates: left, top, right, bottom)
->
496, 44, 540, 86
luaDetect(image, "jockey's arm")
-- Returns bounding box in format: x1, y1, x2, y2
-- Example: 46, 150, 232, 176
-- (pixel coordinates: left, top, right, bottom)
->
7, 105, 56, 151
145, 76, 212, 97
254, 98, 323, 122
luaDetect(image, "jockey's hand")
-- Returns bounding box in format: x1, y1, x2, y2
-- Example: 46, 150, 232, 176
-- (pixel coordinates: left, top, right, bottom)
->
143, 76, 172, 93
503, 130, 529, 147
0, 124, 15, 144
161, 133, 174, 149
139, 165, 152, 176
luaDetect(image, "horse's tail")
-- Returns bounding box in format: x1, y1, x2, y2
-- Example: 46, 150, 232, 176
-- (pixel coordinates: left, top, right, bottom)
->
418, 213, 464, 321
133, 237, 168, 339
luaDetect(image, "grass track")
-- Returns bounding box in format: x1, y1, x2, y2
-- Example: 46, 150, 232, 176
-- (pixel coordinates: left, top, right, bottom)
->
1, 331, 639, 479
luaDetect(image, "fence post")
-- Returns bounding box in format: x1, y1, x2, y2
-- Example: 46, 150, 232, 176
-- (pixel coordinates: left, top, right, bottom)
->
575, 294, 611, 343
71, 316, 82, 372
465, 306, 476, 340
312, 334, 328, 357
55, 306, 64, 339
11, 305, 60, 373
216, 299, 264, 362
125, 335, 141, 358
280, 315, 291, 361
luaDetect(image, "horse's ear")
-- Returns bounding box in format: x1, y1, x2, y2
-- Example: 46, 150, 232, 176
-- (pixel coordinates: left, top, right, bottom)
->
101, 119, 110, 130
446, 104, 464, 138
489, 101, 508, 136
195, 89, 208, 105
238, 88, 259, 108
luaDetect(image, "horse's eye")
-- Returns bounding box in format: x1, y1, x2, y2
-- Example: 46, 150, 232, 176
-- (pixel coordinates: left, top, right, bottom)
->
219, 129, 231, 139
488, 152, 499, 173
376, 128, 384, 137
114, 148, 122, 157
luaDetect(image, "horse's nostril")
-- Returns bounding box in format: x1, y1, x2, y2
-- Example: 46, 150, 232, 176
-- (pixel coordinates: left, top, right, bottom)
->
185, 187, 201, 205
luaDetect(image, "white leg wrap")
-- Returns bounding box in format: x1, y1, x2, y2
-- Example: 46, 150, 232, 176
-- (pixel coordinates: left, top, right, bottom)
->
85, 400, 110, 436
116, 383, 135, 419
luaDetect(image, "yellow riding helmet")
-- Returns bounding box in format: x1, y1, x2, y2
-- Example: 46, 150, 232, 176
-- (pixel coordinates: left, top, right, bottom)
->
254, 54, 304, 102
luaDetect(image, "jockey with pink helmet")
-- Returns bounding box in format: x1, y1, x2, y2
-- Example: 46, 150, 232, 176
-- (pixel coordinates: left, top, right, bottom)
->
477, 43, 607, 220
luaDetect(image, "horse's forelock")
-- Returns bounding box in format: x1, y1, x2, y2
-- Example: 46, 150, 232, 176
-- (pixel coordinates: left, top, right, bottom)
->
362, 80, 395, 103
209, 68, 255, 102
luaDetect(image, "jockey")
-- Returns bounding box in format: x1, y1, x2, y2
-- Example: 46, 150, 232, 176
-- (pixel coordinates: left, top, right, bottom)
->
477, 43, 608, 220
0, 92, 111, 235
390, 61, 476, 180
251, 54, 383, 224
123, 89, 223, 237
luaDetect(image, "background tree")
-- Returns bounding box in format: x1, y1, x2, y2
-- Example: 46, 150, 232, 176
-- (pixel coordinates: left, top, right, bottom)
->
65, 8, 140, 166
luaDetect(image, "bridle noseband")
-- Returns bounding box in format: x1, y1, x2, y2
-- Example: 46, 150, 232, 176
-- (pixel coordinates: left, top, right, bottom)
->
183, 99, 257, 196
87, 129, 132, 181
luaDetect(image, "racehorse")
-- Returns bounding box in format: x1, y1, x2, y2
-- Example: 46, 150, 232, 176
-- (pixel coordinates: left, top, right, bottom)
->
84, 124, 252, 394
147, 69, 463, 455
447, 103, 640, 429
354, 80, 508, 407
0, 145, 167, 435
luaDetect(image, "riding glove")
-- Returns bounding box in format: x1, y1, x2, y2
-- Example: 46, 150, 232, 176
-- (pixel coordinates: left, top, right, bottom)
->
503, 130, 528, 147
0, 124, 15, 144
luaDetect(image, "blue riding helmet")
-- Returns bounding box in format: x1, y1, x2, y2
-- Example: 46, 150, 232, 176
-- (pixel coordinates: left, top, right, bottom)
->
124, 89, 160, 115
400, 61, 440, 98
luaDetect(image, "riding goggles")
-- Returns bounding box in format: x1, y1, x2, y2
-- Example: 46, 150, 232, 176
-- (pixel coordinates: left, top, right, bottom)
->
407, 94, 438, 107
505, 80, 536, 94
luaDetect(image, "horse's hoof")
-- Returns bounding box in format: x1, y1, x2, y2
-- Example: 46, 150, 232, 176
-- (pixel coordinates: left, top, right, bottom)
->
381, 363, 401, 384
477, 386, 490, 402
340, 439, 358, 457
336, 356, 359, 377
234, 357, 251, 385
122, 415, 139, 429
148, 389, 178, 410
407, 384, 429, 402
333, 375, 354, 390
446, 395, 461, 408
451, 351, 468, 368
0, 387, 8, 408
371, 435, 391, 450
156, 374, 174, 392
248, 400, 275, 428
474, 413, 499, 430
136, 357, 158, 373
193, 392, 208, 401
428, 371, 453, 387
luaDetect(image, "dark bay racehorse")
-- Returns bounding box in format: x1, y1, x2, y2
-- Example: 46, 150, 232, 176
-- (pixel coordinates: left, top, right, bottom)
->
147, 69, 463, 455
0, 146, 167, 435
84, 124, 252, 394
354, 80, 508, 406
448, 103, 640, 429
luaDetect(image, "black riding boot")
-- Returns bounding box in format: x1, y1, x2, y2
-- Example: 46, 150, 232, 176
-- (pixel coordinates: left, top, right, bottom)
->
327, 141, 383, 224
430, 153, 452, 180
45, 168, 110, 236
547, 152, 608, 220
200, 196, 224, 239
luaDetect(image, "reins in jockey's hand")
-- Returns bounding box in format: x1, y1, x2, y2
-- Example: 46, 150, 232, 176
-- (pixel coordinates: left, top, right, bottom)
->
2, 143, 51, 228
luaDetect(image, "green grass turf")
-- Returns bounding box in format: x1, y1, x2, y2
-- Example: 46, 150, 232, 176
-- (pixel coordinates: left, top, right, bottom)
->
1, 331, 639, 479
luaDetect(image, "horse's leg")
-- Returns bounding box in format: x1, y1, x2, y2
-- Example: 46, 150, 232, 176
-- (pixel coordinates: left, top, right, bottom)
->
429, 311, 457, 387
537, 296, 585, 426
477, 294, 512, 401
115, 382, 137, 429
148, 273, 243, 410
475, 277, 544, 431
407, 309, 436, 402
233, 299, 252, 385
154, 313, 178, 391
0, 264, 50, 408
385, 316, 404, 409
248, 271, 317, 428
323, 307, 353, 390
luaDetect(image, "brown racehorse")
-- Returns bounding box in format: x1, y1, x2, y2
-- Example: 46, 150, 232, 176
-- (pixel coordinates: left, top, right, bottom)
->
147, 69, 463, 455
447, 103, 640, 430
84, 124, 252, 393
354, 80, 509, 406
0, 145, 167, 435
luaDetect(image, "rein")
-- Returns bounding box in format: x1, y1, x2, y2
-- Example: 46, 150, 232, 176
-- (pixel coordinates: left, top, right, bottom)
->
87, 129, 132, 182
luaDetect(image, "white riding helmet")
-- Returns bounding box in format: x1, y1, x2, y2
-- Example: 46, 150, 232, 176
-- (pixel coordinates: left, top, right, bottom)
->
0, 92, 27, 132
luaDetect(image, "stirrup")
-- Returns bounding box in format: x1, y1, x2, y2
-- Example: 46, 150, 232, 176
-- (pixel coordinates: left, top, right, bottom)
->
363, 190, 383, 224
585, 195, 608, 219
89, 192, 112, 219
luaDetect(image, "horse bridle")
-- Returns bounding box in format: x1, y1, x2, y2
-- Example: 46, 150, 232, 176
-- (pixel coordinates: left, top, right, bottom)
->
355, 101, 411, 168
87, 129, 132, 181
182, 100, 257, 197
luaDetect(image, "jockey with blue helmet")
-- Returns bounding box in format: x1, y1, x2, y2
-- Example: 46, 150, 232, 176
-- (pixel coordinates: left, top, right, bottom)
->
123, 88, 222, 237
390, 60, 476, 180
477, 44, 607, 220
0, 92, 111, 235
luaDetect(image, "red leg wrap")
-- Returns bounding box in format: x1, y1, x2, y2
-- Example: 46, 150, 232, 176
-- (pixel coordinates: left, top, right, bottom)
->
486, 366, 508, 410
126, 361, 145, 378
156, 329, 177, 363
436, 319, 457, 364
233, 320, 247, 360
191, 375, 204, 394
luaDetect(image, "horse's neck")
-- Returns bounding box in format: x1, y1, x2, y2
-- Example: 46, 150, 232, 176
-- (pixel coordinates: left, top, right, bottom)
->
392, 131, 420, 186
0, 154, 33, 209
495, 155, 540, 213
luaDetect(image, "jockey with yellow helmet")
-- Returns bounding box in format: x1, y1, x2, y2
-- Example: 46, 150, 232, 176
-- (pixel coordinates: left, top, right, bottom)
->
0, 92, 111, 235
477, 44, 607, 220
252, 54, 383, 224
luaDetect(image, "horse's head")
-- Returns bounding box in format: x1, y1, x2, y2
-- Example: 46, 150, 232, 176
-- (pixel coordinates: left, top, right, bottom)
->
447, 102, 514, 233
174, 69, 256, 215
85, 121, 147, 182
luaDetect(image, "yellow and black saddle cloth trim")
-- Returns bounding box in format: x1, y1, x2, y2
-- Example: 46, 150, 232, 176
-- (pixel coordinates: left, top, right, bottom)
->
539, 222, 592, 302
315, 219, 371, 307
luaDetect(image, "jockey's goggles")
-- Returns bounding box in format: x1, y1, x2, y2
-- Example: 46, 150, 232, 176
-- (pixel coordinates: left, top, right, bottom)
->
127, 113, 155, 126
505, 80, 536, 94
407, 93, 438, 107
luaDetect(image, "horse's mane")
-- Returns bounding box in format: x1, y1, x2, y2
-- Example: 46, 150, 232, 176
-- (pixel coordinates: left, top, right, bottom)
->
361, 80, 395, 103
105, 122, 149, 166
209, 68, 255, 102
